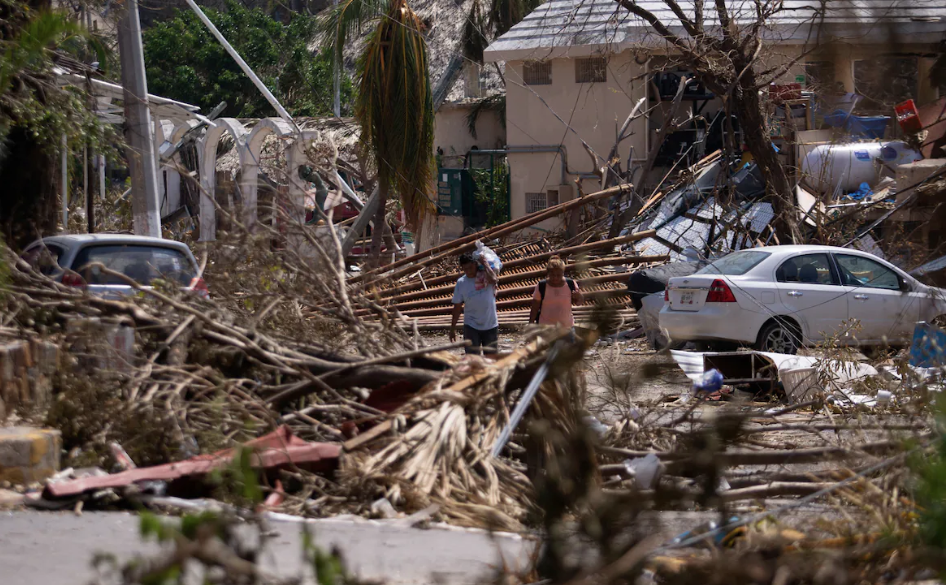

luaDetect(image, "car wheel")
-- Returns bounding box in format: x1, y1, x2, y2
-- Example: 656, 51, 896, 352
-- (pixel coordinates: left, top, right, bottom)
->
756, 320, 801, 355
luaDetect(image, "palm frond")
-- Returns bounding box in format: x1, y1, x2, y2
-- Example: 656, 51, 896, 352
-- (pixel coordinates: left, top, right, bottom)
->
466, 93, 505, 139
488, 0, 542, 38
462, 0, 489, 63
316, 0, 391, 70
356, 0, 435, 227
0, 11, 87, 96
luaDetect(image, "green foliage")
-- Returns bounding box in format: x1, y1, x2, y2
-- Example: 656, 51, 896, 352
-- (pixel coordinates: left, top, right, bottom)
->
0, 7, 115, 157
0, 10, 85, 96
914, 397, 946, 558
471, 159, 509, 227
206, 445, 266, 507
143, 0, 354, 118
303, 528, 359, 585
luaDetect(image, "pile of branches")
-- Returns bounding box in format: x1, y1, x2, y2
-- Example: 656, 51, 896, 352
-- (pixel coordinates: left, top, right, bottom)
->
0, 232, 590, 528
335, 336, 583, 531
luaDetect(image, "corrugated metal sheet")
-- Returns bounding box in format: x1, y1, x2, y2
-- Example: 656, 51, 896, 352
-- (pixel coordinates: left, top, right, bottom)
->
485, 0, 946, 61
45, 427, 340, 499
744, 202, 776, 233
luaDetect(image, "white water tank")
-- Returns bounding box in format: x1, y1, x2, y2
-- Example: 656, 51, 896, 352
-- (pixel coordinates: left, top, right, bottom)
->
801, 141, 921, 195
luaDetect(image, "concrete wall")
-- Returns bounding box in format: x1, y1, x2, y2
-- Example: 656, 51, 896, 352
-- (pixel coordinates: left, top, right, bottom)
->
434, 104, 506, 168
505, 53, 647, 233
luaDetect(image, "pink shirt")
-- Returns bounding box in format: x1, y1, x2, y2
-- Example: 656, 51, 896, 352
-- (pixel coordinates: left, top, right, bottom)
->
533, 281, 579, 327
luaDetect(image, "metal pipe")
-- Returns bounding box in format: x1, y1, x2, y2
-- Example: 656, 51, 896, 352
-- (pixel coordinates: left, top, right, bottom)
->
465, 145, 601, 185
83, 145, 89, 219
183, 0, 299, 132
98, 154, 107, 201
491, 340, 563, 457
644, 57, 651, 163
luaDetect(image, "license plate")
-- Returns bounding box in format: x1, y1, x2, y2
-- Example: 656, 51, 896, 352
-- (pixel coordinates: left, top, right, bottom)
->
680, 291, 694, 305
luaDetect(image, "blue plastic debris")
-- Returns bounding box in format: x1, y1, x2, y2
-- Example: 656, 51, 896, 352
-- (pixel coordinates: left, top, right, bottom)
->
693, 368, 724, 393
671, 516, 741, 547
909, 322, 946, 368
849, 115, 890, 139
844, 182, 873, 201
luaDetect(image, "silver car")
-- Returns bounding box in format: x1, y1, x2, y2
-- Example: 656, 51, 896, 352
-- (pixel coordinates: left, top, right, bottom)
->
22, 234, 206, 298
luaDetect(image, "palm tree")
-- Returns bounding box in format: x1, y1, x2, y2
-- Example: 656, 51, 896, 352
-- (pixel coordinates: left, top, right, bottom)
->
320, 0, 434, 266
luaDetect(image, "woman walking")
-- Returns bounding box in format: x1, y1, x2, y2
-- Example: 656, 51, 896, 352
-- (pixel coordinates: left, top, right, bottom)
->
529, 255, 583, 327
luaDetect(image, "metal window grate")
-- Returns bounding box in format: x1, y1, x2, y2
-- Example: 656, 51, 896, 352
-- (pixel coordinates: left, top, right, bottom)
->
523, 61, 552, 86
526, 192, 548, 214
575, 57, 607, 83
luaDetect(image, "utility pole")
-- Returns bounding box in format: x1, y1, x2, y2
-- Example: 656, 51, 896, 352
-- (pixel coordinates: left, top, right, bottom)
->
117, 0, 162, 237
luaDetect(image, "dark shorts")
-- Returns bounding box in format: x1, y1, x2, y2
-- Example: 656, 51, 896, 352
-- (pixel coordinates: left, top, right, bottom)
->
463, 325, 499, 355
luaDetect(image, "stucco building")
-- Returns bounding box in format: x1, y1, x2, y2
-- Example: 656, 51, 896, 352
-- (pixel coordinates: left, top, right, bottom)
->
483, 0, 945, 231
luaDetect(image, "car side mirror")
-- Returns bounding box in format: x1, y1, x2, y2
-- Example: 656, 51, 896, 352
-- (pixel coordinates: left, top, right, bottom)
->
900, 278, 911, 292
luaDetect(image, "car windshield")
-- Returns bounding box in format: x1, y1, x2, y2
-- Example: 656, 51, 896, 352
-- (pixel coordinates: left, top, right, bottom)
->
71, 245, 196, 286
696, 250, 770, 276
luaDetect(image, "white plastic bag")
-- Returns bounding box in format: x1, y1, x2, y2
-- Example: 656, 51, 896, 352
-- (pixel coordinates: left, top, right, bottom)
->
473, 240, 502, 274
624, 453, 661, 490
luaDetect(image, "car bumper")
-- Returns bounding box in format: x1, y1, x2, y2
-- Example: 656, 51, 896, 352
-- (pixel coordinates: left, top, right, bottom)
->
659, 305, 761, 344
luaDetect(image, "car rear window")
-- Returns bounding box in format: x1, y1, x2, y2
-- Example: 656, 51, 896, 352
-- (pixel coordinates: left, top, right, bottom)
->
71, 245, 196, 286
696, 250, 770, 276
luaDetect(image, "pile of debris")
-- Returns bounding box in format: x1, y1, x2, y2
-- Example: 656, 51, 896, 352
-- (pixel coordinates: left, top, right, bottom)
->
348, 185, 667, 331
0, 245, 589, 530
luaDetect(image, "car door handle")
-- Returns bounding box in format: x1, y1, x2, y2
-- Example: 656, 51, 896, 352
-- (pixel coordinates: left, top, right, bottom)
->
854, 294, 869, 300
787, 291, 803, 297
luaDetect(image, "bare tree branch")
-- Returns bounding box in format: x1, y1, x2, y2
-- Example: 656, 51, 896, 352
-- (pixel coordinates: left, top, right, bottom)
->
660, 0, 701, 39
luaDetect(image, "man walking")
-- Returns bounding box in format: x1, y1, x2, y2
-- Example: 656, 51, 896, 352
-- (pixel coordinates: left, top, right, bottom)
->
450, 252, 499, 355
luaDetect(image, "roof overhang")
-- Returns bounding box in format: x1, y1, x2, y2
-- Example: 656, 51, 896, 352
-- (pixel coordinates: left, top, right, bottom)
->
485, 19, 946, 63
55, 71, 209, 125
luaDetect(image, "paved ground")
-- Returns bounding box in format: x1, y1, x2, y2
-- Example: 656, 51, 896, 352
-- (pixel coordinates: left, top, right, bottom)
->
0, 505, 846, 585
0, 510, 537, 585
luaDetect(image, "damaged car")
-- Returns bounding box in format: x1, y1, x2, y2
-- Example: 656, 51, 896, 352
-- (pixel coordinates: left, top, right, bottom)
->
659, 245, 946, 354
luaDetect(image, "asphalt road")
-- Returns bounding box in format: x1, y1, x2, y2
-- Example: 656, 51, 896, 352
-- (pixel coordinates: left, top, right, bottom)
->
0, 510, 537, 585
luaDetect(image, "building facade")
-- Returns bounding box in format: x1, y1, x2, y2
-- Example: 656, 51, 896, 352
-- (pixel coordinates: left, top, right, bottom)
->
484, 0, 945, 231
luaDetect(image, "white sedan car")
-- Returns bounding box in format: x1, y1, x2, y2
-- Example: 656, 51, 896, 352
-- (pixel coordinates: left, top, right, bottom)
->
659, 245, 946, 354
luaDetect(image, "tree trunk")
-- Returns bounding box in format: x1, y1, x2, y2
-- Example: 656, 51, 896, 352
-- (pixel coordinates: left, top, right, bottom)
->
368, 183, 388, 268
732, 68, 802, 243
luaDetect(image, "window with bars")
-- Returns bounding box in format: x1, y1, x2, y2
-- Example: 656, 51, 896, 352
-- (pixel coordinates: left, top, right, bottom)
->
575, 57, 607, 83
523, 61, 552, 86
526, 192, 548, 214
